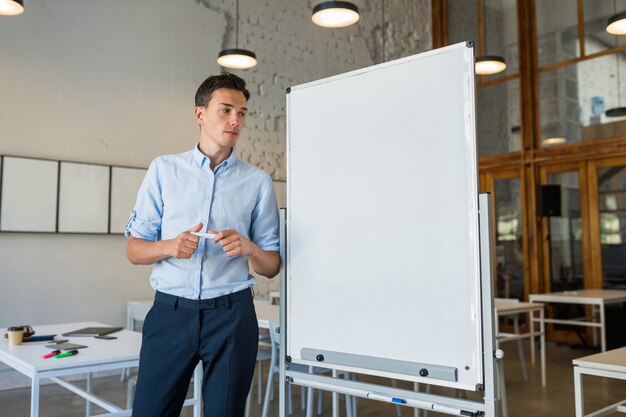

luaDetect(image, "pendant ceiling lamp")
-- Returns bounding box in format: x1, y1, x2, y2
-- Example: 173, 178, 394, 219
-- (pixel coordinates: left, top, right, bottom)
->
312, 1, 360, 28
542, 137, 567, 146
607, 11, 626, 35
475, 0, 506, 75
607, 0, 626, 35
606, 52, 626, 117
217, 0, 257, 70
0, 0, 24, 16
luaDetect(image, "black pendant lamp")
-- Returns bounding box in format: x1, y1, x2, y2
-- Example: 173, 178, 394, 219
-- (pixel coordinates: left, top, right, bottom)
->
312, 1, 360, 28
475, 0, 506, 75
0, 0, 24, 16
217, 0, 257, 70
607, 11, 626, 35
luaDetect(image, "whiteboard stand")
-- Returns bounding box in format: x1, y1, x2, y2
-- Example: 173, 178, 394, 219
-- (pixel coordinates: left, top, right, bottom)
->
278, 194, 499, 417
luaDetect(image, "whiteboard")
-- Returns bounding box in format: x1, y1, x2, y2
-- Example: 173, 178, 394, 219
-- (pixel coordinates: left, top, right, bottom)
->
0, 157, 58, 232
110, 167, 147, 233
58, 162, 110, 233
286, 43, 482, 389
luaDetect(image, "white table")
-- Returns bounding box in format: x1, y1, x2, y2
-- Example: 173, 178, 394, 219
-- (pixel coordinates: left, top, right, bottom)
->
0, 321, 201, 417
529, 289, 626, 352
494, 299, 546, 387
573, 347, 626, 417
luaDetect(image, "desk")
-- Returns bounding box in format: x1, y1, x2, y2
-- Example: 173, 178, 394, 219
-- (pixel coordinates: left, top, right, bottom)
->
573, 347, 626, 417
529, 289, 626, 352
0, 321, 201, 417
494, 300, 546, 387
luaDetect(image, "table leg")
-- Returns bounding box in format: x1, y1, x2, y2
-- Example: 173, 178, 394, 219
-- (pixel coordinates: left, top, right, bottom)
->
30, 375, 40, 417
600, 304, 607, 352
86, 372, 92, 417
573, 366, 584, 417
540, 308, 546, 387
592, 305, 598, 348
513, 316, 527, 381
529, 310, 536, 365
332, 369, 339, 417
193, 362, 202, 417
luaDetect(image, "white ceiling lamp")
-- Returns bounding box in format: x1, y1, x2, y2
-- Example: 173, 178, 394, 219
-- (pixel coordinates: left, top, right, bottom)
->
542, 137, 567, 146
475, 0, 506, 75
607, 11, 626, 35
475, 55, 507, 75
217, 0, 257, 70
0, 0, 24, 16
312, 1, 360, 28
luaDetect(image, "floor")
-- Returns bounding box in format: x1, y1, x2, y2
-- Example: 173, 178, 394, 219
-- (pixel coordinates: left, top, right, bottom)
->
1, 341, 625, 417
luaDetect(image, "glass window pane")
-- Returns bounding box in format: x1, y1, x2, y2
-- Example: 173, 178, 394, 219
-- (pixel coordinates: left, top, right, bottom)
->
494, 177, 524, 300
447, 0, 478, 46
584, 0, 626, 54
539, 55, 626, 147
447, 0, 519, 79
477, 79, 521, 156
546, 172, 583, 292
597, 165, 626, 289
536, 0, 580, 67
483, 0, 519, 81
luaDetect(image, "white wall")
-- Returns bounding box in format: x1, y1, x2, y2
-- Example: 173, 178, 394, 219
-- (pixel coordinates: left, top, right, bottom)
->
0, 0, 431, 388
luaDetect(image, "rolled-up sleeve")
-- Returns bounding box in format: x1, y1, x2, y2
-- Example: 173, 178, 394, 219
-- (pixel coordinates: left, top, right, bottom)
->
125, 159, 163, 241
250, 173, 280, 251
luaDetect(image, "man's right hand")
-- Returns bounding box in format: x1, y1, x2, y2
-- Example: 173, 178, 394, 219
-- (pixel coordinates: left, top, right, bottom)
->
167, 223, 203, 259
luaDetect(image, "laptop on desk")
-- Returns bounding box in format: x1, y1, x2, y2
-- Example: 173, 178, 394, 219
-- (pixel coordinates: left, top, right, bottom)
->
62, 326, 123, 337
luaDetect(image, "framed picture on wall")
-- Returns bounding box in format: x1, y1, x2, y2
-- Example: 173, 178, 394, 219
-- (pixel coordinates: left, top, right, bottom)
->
0, 156, 58, 232
58, 162, 110, 233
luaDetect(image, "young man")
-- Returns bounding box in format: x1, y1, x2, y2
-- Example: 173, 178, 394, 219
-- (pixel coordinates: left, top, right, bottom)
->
125, 72, 280, 417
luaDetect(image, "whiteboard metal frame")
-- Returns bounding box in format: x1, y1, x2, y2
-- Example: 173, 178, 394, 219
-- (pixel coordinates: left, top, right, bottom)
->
279, 41, 499, 415
285, 41, 482, 388
279, 194, 498, 416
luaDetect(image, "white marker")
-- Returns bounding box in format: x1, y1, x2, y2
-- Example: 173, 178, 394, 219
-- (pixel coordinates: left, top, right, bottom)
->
191, 232, 217, 239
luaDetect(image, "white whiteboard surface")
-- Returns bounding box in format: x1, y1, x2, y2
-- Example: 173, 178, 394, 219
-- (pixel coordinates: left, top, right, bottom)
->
0, 157, 58, 232
110, 167, 147, 234
58, 162, 110, 233
286, 43, 481, 389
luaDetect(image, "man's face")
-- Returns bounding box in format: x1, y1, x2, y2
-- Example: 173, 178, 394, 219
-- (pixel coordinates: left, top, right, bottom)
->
196, 88, 248, 150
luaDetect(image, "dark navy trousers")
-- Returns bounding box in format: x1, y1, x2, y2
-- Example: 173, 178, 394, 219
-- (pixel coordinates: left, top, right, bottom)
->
131, 289, 259, 417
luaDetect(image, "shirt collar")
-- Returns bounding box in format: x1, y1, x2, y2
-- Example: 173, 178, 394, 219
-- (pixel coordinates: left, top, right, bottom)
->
192, 143, 238, 172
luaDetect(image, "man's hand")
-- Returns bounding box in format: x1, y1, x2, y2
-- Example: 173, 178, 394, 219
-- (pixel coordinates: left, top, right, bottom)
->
167, 223, 203, 259
212, 229, 254, 257
211, 229, 280, 278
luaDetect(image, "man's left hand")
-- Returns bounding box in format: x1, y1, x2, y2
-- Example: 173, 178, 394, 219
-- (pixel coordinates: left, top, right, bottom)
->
212, 229, 255, 257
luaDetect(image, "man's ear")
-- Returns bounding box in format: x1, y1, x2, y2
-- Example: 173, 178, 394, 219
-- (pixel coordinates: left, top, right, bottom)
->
194, 106, 204, 125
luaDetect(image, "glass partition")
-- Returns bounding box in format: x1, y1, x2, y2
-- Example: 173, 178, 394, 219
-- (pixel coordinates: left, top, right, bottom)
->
539, 56, 626, 147
546, 171, 583, 291
597, 165, 626, 289
494, 177, 524, 299
477, 79, 521, 156
535, 0, 579, 67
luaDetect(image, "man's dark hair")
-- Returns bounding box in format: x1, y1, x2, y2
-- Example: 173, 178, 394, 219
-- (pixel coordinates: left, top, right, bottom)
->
195, 72, 250, 107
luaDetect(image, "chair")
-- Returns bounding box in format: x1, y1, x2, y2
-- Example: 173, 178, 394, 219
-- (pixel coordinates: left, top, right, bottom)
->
121, 300, 152, 382
494, 298, 528, 381
261, 321, 353, 417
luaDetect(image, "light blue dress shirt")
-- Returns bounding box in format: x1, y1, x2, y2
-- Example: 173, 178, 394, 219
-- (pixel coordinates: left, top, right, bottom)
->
125, 145, 279, 299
